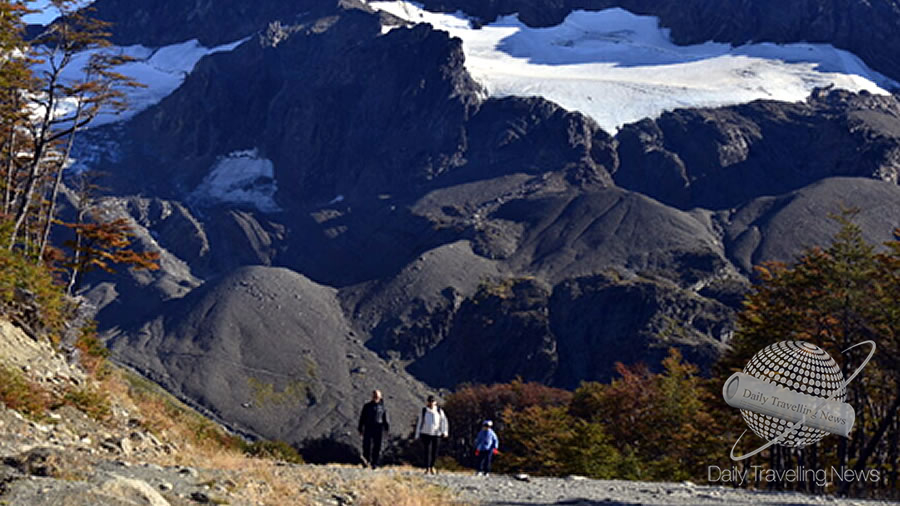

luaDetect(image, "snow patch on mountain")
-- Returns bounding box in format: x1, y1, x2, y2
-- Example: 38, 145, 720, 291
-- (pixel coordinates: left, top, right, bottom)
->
370, 2, 897, 132
190, 149, 281, 213
39, 38, 245, 128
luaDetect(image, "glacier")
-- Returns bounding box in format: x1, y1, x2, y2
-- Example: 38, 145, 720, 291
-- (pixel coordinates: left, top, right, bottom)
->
370, 1, 897, 133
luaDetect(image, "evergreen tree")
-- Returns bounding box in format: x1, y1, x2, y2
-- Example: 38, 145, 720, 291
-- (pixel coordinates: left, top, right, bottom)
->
721, 213, 900, 497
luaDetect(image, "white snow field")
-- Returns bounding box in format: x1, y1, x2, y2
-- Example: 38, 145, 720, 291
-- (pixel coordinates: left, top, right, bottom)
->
190, 149, 281, 213
22, 0, 64, 25
369, 1, 897, 133
34, 38, 245, 128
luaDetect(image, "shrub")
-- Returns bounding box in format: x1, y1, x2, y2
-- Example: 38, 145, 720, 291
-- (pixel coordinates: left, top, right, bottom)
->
442, 378, 571, 464
441, 350, 721, 481
74, 322, 109, 377
298, 434, 360, 465
0, 365, 52, 417
0, 244, 67, 338
63, 386, 111, 421
573, 349, 724, 481
243, 440, 304, 464
498, 404, 622, 478
113, 369, 243, 453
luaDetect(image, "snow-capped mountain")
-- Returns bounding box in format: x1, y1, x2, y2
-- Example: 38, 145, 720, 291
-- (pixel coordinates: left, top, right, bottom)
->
371, 2, 895, 132
42, 0, 900, 444
60, 2, 898, 134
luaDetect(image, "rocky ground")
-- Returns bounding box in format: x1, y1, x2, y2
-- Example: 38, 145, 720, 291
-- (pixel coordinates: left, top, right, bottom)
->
325, 466, 897, 506
1, 320, 896, 506
2, 397, 895, 506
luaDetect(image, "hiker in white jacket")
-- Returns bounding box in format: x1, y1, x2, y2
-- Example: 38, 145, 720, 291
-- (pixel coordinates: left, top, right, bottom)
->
415, 395, 449, 474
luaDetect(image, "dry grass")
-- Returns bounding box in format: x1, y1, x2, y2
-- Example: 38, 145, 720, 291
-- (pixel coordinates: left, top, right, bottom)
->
86, 367, 465, 505
226, 459, 335, 505
97, 367, 245, 463
353, 473, 462, 506
62, 385, 111, 421
224, 463, 464, 506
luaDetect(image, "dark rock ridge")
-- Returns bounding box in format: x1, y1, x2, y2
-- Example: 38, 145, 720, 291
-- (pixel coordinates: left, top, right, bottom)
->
82, 0, 900, 83
614, 89, 900, 210
417, 0, 900, 84
409, 274, 731, 389
106, 6, 475, 203
82, 0, 900, 84
722, 177, 900, 274
76, 0, 900, 87
412, 277, 560, 386
88, 0, 372, 47
96, 5, 610, 213
549, 274, 731, 388
361, 178, 900, 390
89, 6, 900, 218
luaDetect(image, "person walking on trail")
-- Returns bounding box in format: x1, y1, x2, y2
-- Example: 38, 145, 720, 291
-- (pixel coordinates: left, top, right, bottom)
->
415, 395, 449, 474
474, 420, 499, 476
358, 389, 389, 469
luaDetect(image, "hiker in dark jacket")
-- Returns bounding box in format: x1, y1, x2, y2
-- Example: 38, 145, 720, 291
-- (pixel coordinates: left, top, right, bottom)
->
358, 389, 389, 469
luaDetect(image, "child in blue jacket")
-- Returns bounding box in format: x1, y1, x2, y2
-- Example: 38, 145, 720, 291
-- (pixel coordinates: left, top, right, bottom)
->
474, 420, 499, 476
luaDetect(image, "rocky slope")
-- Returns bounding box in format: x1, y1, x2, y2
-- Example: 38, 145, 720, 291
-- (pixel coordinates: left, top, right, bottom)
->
0, 318, 455, 505
614, 90, 900, 210
2, 315, 895, 505
0, 319, 229, 505
54, 0, 900, 445
106, 266, 433, 444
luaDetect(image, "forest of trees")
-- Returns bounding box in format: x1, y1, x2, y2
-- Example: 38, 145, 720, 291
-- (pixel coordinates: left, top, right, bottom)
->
0, 0, 157, 334
438, 216, 900, 499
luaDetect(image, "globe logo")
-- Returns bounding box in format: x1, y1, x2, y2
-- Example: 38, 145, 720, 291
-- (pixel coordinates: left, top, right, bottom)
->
741, 341, 845, 448
722, 339, 876, 461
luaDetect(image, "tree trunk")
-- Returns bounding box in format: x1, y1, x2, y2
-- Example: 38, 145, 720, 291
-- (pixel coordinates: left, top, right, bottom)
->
9, 72, 58, 249
38, 99, 84, 260
840, 387, 900, 496
65, 204, 88, 296
3, 104, 17, 216
889, 416, 898, 495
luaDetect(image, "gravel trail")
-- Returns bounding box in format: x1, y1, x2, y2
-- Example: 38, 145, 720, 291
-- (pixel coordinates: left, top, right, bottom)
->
326, 465, 897, 505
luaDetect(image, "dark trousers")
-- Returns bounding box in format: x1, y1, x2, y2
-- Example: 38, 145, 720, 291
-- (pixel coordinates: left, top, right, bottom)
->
362, 428, 383, 468
421, 434, 439, 468
477, 450, 493, 474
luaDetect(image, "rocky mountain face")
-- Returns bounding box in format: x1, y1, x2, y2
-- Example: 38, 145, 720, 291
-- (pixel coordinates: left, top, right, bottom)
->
89, 0, 361, 46
107, 266, 434, 443
614, 90, 900, 210
91, 0, 900, 86
63, 0, 900, 445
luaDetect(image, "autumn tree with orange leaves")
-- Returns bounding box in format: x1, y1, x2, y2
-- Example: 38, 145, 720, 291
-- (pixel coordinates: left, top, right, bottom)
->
440, 351, 723, 481
0, 2, 156, 333
2, 0, 142, 257
720, 213, 900, 497
63, 215, 159, 294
